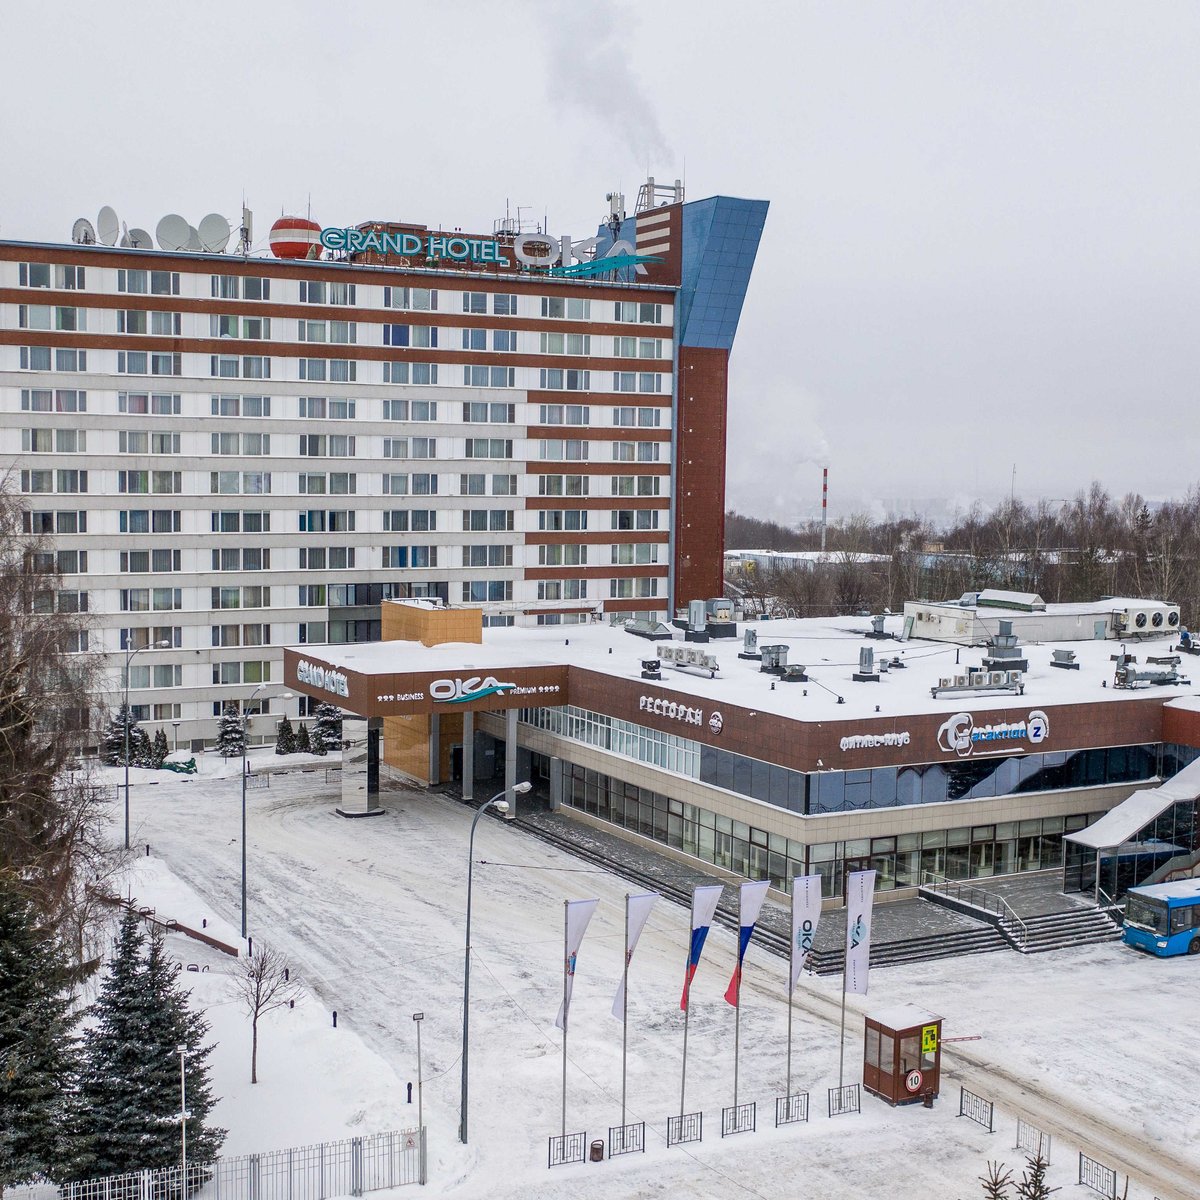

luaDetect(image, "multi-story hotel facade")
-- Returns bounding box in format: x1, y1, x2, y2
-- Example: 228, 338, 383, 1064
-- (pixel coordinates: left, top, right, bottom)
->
0, 185, 767, 746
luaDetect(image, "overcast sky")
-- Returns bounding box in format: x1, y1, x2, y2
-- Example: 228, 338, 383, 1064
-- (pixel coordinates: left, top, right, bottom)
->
3, 1, 1197, 526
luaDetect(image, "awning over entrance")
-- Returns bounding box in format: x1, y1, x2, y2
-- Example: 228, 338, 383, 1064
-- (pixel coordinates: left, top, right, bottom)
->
1065, 755, 1200, 850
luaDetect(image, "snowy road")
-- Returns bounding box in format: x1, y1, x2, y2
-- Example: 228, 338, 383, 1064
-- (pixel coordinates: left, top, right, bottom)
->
119, 761, 1200, 1199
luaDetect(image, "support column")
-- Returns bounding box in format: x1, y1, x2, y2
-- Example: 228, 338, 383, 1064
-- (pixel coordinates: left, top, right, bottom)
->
337, 717, 384, 818
462, 711, 474, 802
428, 713, 440, 786
504, 707, 517, 820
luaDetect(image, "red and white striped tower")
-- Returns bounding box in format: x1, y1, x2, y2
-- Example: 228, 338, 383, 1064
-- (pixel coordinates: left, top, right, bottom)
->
269, 215, 322, 259
821, 466, 829, 553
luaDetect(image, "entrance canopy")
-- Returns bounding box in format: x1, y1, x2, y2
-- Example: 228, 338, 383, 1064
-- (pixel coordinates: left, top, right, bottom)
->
1065, 755, 1200, 851
283, 642, 568, 718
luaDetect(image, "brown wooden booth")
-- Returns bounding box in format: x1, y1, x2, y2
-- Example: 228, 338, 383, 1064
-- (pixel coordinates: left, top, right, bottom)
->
863, 1004, 942, 1106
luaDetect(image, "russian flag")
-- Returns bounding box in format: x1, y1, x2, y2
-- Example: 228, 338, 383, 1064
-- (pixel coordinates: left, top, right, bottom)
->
680, 885, 723, 1011
724, 881, 770, 1006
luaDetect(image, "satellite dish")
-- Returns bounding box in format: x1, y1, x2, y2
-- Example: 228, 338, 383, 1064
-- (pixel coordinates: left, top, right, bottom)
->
185, 225, 202, 251
198, 213, 231, 253
119, 222, 132, 248
72, 218, 96, 245
155, 214, 190, 251
97, 206, 120, 246
128, 227, 153, 249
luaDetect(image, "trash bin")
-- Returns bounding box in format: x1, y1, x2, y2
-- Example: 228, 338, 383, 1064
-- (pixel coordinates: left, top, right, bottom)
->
922, 1092, 934, 1109
589, 1140, 604, 1162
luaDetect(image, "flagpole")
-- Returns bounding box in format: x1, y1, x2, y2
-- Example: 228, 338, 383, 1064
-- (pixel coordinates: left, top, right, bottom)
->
838, 892, 849, 1090
679, 959, 691, 1118
786, 926, 795, 1098
733, 957, 742, 1108
561, 898, 568, 1137
621, 894, 630, 1127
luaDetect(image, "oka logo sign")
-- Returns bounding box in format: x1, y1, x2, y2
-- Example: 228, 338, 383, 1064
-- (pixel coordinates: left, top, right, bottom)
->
429, 676, 516, 704
936, 710, 1050, 758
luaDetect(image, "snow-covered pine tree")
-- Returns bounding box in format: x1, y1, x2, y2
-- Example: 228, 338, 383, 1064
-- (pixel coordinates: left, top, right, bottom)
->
216, 705, 245, 760
1015, 1153, 1059, 1200
130, 726, 154, 768
72, 911, 225, 1180
313, 703, 342, 753
274, 715, 296, 755
150, 729, 169, 769
295, 723, 311, 754
309, 725, 327, 757
0, 887, 80, 1189
99, 705, 137, 766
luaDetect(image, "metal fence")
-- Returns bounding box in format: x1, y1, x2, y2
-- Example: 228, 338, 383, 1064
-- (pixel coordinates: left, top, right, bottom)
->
245, 772, 270, 791
666, 1111, 703, 1147
546, 1132, 586, 1169
17, 1129, 425, 1200
720, 1102, 756, 1137
958, 1085, 994, 1133
1015, 1118, 1051, 1165
607, 1122, 644, 1157
775, 1092, 809, 1127
827, 1084, 860, 1118
1078, 1152, 1118, 1199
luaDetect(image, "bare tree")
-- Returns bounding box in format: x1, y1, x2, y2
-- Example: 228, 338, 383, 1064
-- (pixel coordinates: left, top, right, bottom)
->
0, 483, 109, 969
232, 942, 302, 1083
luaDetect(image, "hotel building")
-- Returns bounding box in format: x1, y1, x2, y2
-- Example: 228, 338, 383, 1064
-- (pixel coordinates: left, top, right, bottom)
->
0, 183, 768, 745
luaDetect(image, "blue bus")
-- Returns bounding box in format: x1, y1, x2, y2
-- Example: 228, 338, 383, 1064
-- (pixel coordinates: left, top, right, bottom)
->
1123, 879, 1200, 956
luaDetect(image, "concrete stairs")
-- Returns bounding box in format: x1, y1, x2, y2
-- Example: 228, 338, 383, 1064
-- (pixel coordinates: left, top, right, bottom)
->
808, 925, 1009, 977
1002, 906, 1124, 954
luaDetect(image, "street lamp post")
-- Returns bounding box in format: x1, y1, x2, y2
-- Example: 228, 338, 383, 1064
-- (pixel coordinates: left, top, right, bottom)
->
459, 781, 531, 1145
177, 1043, 188, 1186
171, 720, 181, 754
123, 639, 170, 851
241, 685, 292, 940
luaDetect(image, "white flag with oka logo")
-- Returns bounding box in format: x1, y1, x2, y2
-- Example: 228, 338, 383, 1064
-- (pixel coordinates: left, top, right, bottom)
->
789, 874, 824, 995
611, 892, 659, 1019
555, 898, 599, 1031
843, 870, 877, 996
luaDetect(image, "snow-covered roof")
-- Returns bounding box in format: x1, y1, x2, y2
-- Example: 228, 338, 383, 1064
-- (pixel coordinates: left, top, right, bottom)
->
293, 611, 1196, 724
866, 1004, 941, 1030
1065, 756, 1200, 850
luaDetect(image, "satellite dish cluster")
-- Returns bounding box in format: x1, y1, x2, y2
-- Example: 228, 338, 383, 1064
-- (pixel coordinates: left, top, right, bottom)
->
71, 205, 236, 253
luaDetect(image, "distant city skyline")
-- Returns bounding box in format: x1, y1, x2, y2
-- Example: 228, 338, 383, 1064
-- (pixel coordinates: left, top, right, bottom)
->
3, 0, 1196, 523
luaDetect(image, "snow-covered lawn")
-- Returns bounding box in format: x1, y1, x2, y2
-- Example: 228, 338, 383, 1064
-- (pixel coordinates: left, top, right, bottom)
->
108, 754, 1199, 1199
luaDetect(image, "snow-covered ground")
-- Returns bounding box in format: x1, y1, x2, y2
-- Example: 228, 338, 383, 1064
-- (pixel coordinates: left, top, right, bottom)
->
108, 752, 1200, 1199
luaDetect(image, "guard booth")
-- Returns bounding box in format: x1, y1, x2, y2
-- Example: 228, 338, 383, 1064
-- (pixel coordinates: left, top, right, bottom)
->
863, 1004, 942, 1106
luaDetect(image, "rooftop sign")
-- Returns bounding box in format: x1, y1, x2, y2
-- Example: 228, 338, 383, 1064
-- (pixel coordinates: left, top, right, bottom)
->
319, 227, 660, 277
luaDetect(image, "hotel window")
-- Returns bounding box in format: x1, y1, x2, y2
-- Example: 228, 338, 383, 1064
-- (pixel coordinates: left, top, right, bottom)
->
461, 328, 486, 351
212, 431, 268, 455
55, 470, 87, 493
19, 347, 51, 371
538, 474, 589, 496
462, 402, 514, 423
122, 549, 182, 573
382, 398, 436, 421
19, 305, 52, 330
492, 330, 517, 351
384, 324, 437, 348
465, 438, 512, 459
612, 475, 661, 496
539, 544, 587, 566
612, 544, 659, 565
460, 474, 485, 495
409, 438, 436, 459
540, 404, 589, 425
56, 349, 86, 371
493, 293, 518, 316
462, 581, 513, 602
21, 429, 53, 453
298, 281, 326, 304
328, 472, 356, 494
537, 580, 588, 600
613, 407, 662, 427
210, 313, 270, 339
539, 439, 587, 461
462, 509, 514, 532
612, 509, 661, 530
384, 286, 437, 310
538, 509, 587, 531
462, 292, 488, 314
209, 394, 269, 417
542, 297, 591, 320
614, 301, 663, 324
615, 336, 665, 359
211, 510, 270, 533
299, 358, 356, 382
19, 470, 51, 494
118, 270, 179, 295
463, 365, 515, 388
492, 474, 516, 495
540, 332, 591, 355
539, 368, 590, 391
610, 578, 659, 598
18, 262, 52, 287
462, 544, 512, 567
